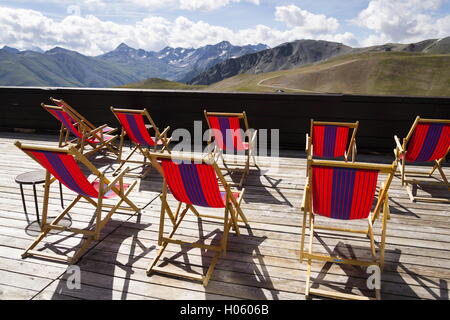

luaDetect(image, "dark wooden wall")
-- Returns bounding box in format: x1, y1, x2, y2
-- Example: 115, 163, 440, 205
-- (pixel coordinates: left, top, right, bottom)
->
1, 86, 449, 152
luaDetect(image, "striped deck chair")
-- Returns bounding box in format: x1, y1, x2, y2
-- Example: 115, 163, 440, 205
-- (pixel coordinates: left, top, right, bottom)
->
300, 158, 396, 300
394, 116, 450, 203
204, 110, 257, 187
15, 142, 140, 264
50, 97, 118, 138
306, 120, 359, 162
145, 152, 247, 286
110, 108, 171, 178
41, 103, 118, 157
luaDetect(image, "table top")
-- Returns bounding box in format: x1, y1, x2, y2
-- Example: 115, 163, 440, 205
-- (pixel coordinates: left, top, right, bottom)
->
14, 170, 46, 184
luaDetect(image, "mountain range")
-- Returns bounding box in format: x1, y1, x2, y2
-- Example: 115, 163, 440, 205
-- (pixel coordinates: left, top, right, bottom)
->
188, 37, 450, 85
1, 37, 449, 89
0, 41, 267, 87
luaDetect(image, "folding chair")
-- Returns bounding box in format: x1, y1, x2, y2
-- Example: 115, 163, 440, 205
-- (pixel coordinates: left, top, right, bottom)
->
300, 158, 396, 300
394, 116, 450, 203
204, 110, 257, 187
15, 141, 140, 264
111, 108, 172, 178
145, 152, 247, 287
306, 120, 358, 162
50, 97, 118, 137
41, 103, 119, 158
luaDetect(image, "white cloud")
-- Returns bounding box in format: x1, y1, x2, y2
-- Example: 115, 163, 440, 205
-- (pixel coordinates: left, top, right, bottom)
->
275, 5, 339, 34
0, 5, 356, 55
353, 0, 450, 46
179, 0, 259, 11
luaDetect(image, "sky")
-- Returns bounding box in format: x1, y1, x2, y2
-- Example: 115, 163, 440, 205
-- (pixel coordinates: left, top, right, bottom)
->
0, 0, 450, 56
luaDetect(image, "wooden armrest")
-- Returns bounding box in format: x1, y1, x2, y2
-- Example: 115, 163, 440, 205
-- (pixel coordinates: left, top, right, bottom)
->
301, 185, 309, 211
156, 126, 170, 141
250, 129, 257, 146
305, 133, 309, 152
394, 135, 404, 154
104, 167, 130, 193
88, 124, 108, 136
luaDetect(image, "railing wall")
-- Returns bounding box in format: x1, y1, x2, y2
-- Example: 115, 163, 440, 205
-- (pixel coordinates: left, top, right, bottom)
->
1, 86, 449, 153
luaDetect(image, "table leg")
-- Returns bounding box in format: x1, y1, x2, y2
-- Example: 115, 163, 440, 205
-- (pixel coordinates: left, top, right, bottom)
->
59, 182, 64, 208
32, 183, 40, 225
19, 183, 27, 214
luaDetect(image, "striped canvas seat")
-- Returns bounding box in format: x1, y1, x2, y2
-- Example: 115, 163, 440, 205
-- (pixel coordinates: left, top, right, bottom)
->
42, 103, 118, 157
207, 115, 248, 151
23, 148, 129, 199
161, 159, 240, 208
110, 107, 171, 178
204, 110, 257, 187
394, 117, 450, 203
312, 125, 350, 158
146, 152, 247, 287
404, 122, 450, 162
15, 142, 139, 264
114, 111, 159, 147
311, 166, 378, 220
50, 97, 117, 136
307, 120, 359, 162
300, 158, 396, 300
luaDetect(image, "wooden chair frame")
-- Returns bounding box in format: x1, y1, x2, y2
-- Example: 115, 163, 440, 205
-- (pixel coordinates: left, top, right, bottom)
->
306, 120, 359, 162
394, 116, 450, 203
145, 152, 248, 287
42, 103, 119, 158
49, 97, 118, 137
110, 107, 172, 178
204, 110, 258, 187
15, 142, 140, 264
300, 158, 396, 300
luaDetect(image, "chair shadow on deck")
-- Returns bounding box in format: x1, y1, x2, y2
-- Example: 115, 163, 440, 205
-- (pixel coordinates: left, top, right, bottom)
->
308, 237, 448, 300
147, 218, 279, 300
49, 215, 154, 300
203, 225, 279, 300
237, 166, 294, 207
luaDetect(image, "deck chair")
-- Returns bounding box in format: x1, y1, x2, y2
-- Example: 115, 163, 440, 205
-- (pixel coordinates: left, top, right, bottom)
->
300, 158, 396, 300
394, 116, 450, 203
145, 152, 247, 286
50, 97, 118, 137
41, 103, 119, 157
111, 108, 171, 178
204, 110, 257, 187
15, 141, 140, 264
306, 120, 359, 162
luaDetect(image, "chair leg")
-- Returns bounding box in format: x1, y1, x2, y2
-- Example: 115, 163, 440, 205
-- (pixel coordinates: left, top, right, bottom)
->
203, 251, 221, 287
300, 210, 307, 262
379, 197, 388, 270
305, 213, 315, 298
113, 145, 139, 176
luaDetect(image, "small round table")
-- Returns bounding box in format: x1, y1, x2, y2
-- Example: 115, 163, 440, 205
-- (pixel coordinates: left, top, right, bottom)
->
15, 170, 64, 226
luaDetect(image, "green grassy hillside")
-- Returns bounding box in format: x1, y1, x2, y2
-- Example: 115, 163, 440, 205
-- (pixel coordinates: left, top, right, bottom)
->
206, 51, 450, 97
118, 78, 206, 90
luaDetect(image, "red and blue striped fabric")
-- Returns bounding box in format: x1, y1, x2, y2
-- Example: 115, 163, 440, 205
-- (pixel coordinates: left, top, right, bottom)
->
311, 166, 379, 220
161, 159, 225, 208
23, 149, 99, 198
53, 101, 115, 134
208, 116, 246, 151
312, 125, 349, 158
47, 108, 83, 139
47, 108, 112, 144
115, 112, 156, 147
405, 123, 450, 162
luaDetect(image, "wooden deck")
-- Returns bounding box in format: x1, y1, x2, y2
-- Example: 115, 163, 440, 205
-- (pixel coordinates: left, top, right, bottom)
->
0, 131, 449, 300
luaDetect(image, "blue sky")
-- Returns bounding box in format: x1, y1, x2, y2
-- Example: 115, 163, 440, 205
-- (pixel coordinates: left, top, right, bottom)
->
1, 0, 449, 55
